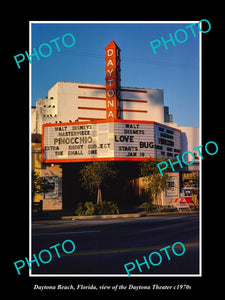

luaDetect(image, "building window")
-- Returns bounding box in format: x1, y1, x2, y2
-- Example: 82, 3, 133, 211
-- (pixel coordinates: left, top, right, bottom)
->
167, 152, 173, 157
166, 129, 174, 135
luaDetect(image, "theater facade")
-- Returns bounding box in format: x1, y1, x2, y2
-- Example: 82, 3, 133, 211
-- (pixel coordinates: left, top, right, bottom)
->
31, 40, 199, 211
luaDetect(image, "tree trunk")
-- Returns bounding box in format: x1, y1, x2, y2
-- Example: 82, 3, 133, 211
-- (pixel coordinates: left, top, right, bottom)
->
155, 193, 161, 212
97, 187, 102, 204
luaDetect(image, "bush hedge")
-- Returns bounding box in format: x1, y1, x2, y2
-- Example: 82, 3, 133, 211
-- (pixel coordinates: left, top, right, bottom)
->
75, 200, 119, 216
139, 202, 152, 213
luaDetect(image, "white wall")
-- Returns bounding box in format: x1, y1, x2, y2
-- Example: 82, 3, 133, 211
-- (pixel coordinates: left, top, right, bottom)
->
34, 82, 166, 133
31, 107, 37, 133
179, 126, 200, 162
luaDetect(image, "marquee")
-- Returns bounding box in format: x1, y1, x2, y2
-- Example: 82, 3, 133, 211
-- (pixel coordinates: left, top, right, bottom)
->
42, 119, 182, 163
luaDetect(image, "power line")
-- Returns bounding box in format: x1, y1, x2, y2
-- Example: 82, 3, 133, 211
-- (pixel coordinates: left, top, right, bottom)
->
59, 49, 198, 69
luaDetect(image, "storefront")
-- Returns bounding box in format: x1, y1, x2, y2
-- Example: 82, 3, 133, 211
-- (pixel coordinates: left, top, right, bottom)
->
180, 171, 199, 197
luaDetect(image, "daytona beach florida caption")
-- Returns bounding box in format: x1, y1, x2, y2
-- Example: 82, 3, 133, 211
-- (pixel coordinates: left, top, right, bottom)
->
34, 283, 191, 291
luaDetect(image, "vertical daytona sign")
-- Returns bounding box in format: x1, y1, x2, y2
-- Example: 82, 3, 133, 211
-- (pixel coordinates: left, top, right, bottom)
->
105, 40, 121, 120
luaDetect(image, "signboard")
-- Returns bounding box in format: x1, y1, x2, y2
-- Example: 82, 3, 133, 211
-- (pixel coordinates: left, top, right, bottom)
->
105, 40, 121, 120
42, 120, 181, 163
166, 176, 179, 197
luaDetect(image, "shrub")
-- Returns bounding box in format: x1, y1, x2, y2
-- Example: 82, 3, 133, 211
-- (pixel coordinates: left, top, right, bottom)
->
95, 201, 119, 215
75, 201, 96, 216
139, 202, 152, 213
75, 200, 119, 216
84, 201, 96, 215
75, 203, 86, 216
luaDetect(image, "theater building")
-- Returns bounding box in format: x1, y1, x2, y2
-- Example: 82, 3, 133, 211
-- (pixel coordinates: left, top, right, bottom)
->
31, 40, 199, 211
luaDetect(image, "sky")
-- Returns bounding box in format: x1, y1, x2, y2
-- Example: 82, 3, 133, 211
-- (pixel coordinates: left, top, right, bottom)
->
31, 22, 200, 127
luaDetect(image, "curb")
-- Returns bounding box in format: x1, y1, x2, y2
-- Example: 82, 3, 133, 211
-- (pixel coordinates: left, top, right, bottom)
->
61, 211, 198, 220
61, 212, 146, 220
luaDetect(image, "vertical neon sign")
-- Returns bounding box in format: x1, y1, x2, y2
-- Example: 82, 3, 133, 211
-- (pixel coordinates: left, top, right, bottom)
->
105, 40, 121, 120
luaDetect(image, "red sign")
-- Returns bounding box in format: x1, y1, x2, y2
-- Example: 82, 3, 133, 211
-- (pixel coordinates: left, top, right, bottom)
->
105, 40, 121, 120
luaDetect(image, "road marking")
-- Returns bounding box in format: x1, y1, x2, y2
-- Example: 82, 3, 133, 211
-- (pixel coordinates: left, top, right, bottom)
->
73, 242, 199, 256
32, 230, 101, 236
33, 241, 199, 261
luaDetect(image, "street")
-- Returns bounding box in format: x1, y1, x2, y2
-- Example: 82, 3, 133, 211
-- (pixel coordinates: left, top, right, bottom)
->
31, 214, 200, 276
